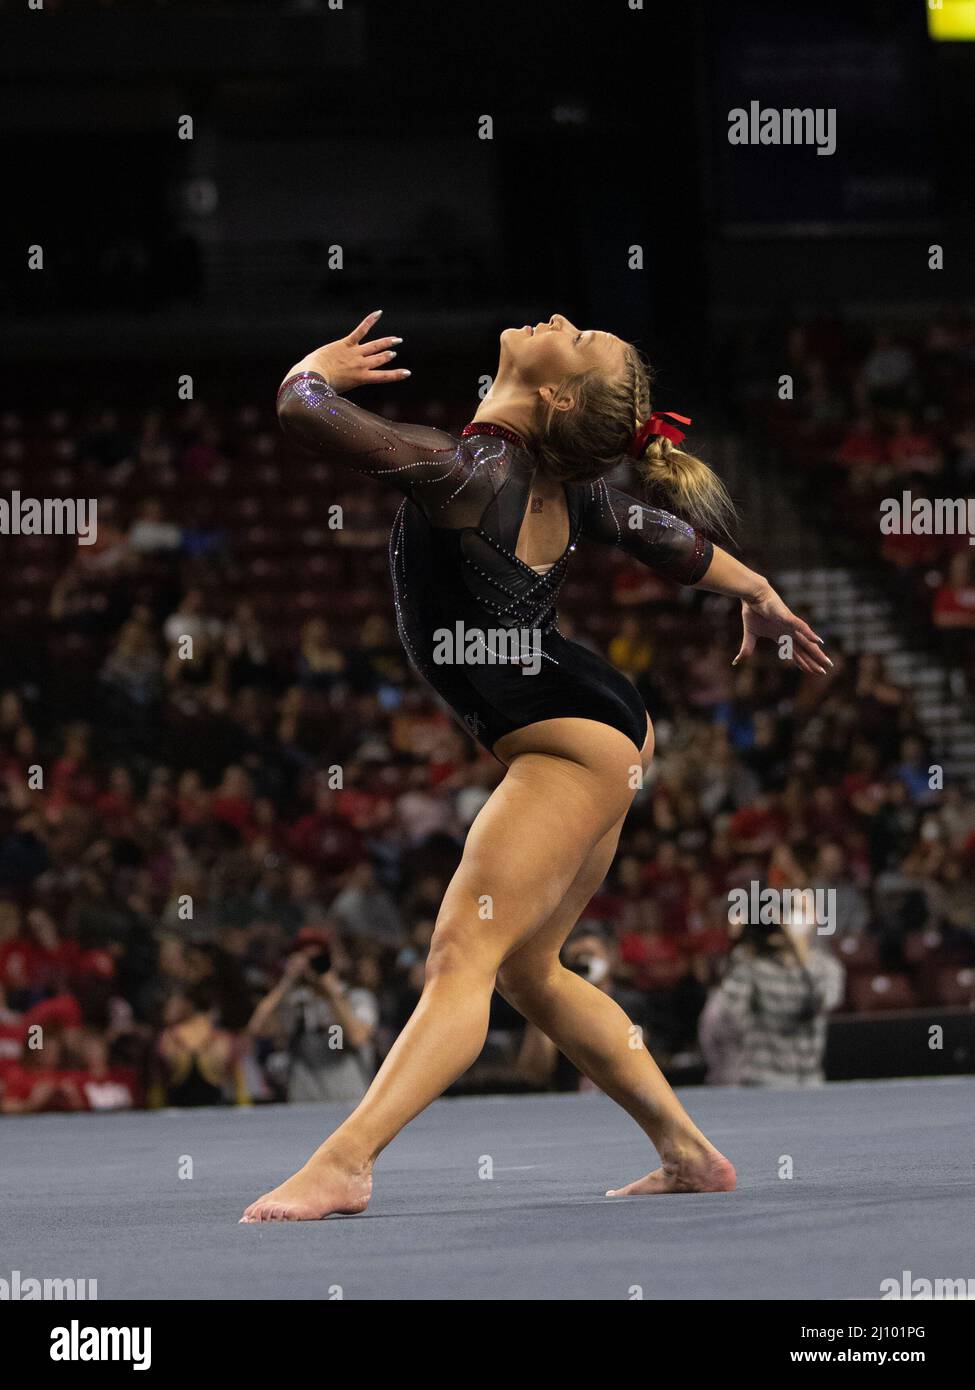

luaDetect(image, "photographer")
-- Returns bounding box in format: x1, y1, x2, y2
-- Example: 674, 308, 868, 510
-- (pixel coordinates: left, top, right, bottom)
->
699, 894, 844, 1088
247, 927, 378, 1104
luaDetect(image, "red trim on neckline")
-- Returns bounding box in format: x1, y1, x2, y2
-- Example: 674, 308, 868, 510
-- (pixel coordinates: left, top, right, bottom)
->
461, 421, 527, 450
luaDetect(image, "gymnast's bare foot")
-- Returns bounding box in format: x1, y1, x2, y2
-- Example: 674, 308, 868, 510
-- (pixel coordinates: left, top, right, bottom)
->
240, 1146, 373, 1222
605, 1140, 737, 1197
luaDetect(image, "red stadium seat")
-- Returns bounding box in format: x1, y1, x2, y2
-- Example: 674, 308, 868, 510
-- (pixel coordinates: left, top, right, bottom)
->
835, 934, 882, 971
902, 929, 943, 965
931, 966, 975, 1008
847, 973, 918, 1013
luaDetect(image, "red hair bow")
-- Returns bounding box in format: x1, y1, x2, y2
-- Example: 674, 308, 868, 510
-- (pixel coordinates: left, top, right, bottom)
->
629, 411, 692, 458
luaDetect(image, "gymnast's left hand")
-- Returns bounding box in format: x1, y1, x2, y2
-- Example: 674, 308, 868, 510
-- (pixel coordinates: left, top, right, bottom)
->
734, 588, 832, 675
287, 311, 411, 392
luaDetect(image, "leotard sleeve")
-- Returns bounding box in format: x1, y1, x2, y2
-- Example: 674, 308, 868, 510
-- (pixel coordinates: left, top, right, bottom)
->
578, 477, 713, 586
277, 371, 469, 506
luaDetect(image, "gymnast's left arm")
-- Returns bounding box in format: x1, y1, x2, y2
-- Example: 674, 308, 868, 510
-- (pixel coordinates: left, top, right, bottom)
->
692, 545, 832, 676
579, 480, 715, 586
580, 481, 830, 676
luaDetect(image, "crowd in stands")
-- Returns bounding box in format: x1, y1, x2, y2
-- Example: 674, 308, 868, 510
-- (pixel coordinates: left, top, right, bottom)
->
728, 310, 975, 683
2, 336, 974, 1113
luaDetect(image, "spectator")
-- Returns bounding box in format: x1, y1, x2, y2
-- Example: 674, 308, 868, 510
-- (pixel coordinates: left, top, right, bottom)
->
330, 861, 404, 945
296, 617, 347, 691
163, 587, 224, 653
895, 735, 940, 808
0, 982, 25, 1091
100, 618, 163, 708
699, 902, 844, 1087
608, 615, 653, 680
1, 1034, 83, 1114
933, 553, 975, 632
72, 1028, 140, 1112
887, 410, 942, 479
127, 498, 182, 555
224, 601, 270, 688
859, 330, 916, 409
810, 843, 870, 938
247, 930, 378, 1103
153, 984, 243, 1107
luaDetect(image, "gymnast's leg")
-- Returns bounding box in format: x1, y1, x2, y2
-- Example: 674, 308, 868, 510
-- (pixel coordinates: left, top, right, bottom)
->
241, 718, 639, 1221
496, 721, 736, 1195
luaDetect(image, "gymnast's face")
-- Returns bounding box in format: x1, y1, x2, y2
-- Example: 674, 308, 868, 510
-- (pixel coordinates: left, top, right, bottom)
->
499, 314, 626, 389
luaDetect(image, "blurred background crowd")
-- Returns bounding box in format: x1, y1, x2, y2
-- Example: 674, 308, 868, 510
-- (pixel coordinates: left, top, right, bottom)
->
2, 305, 974, 1114
4, 0, 974, 1112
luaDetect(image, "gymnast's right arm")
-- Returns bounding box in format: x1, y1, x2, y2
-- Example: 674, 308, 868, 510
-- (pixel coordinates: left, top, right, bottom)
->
276, 312, 463, 496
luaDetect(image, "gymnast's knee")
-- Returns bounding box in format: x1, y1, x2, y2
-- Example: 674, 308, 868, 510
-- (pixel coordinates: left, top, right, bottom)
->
424, 916, 499, 984
496, 955, 563, 1013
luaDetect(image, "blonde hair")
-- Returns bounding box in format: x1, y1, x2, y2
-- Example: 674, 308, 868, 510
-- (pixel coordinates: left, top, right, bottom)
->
536, 343, 736, 539
638, 435, 736, 539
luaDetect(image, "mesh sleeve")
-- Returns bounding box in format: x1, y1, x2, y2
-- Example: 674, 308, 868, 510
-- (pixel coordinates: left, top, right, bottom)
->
276, 371, 469, 504
579, 478, 713, 586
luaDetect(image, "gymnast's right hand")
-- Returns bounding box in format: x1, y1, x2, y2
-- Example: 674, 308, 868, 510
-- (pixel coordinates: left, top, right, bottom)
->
285, 311, 411, 392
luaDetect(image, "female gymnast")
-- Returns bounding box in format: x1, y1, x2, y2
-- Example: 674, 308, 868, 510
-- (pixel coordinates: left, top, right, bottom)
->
241, 311, 830, 1221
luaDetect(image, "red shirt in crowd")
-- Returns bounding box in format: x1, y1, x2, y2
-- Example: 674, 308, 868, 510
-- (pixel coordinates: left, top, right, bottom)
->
73, 1067, 140, 1112
835, 425, 886, 471
1, 1063, 79, 1112
336, 787, 394, 831
0, 941, 114, 996
94, 788, 139, 833
933, 583, 975, 629
728, 802, 787, 851
0, 1012, 25, 1079
210, 795, 256, 836
619, 930, 687, 991
288, 812, 364, 875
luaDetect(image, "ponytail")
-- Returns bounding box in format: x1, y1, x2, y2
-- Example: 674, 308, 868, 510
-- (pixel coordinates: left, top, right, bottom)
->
636, 435, 737, 540
535, 339, 737, 541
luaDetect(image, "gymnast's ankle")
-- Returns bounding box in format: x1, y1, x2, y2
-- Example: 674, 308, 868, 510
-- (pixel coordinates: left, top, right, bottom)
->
310, 1134, 375, 1175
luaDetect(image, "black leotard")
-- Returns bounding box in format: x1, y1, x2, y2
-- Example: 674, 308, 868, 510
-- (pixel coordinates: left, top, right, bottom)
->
277, 372, 713, 757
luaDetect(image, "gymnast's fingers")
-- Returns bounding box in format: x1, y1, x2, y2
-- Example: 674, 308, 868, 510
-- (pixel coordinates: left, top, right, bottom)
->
360, 335, 402, 356
346, 309, 383, 345
364, 367, 411, 382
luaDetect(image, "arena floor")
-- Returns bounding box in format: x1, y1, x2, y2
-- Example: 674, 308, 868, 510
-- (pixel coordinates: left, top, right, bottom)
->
3, 1077, 972, 1301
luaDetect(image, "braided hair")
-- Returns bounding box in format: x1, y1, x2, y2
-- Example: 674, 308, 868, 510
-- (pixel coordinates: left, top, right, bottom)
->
535, 343, 736, 538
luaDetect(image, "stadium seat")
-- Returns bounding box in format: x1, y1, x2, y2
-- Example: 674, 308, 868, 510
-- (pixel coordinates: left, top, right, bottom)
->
848, 973, 918, 1013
